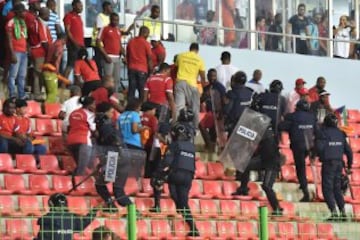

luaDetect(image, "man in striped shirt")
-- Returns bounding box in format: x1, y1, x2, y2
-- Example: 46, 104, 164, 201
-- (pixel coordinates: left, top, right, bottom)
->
46, 0, 61, 42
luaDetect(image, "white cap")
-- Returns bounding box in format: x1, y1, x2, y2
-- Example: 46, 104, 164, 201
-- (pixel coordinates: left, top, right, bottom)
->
150, 35, 160, 41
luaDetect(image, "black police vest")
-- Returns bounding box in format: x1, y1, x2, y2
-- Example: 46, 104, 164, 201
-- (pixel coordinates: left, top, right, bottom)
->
226, 86, 253, 122
170, 141, 196, 173
288, 111, 317, 149
259, 92, 284, 131
320, 127, 346, 161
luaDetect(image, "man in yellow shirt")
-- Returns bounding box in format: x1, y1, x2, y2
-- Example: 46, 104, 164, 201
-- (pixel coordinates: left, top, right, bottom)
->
175, 43, 206, 127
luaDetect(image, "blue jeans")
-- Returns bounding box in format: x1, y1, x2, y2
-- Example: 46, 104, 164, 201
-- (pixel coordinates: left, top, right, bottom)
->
0, 137, 33, 154
8, 51, 28, 99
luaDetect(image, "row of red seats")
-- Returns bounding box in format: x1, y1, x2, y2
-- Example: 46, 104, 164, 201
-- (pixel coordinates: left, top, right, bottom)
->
25, 101, 61, 119
29, 118, 62, 136
0, 217, 340, 240
0, 154, 70, 175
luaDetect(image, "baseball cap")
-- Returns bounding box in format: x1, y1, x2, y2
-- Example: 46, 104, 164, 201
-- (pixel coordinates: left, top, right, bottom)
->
295, 78, 306, 85
319, 90, 330, 97
298, 88, 309, 96
150, 35, 160, 42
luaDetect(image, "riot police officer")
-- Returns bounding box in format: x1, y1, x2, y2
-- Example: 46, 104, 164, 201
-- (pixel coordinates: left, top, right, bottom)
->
223, 71, 254, 134
37, 193, 99, 240
163, 121, 199, 237
316, 113, 353, 221
94, 102, 133, 211
233, 80, 286, 215
279, 99, 317, 202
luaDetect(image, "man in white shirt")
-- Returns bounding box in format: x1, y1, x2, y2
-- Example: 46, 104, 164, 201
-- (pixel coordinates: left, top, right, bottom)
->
58, 86, 82, 132
215, 51, 238, 90
245, 69, 265, 94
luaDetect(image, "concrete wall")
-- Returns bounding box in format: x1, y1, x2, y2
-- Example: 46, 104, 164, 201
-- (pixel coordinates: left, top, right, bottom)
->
163, 41, 360, 110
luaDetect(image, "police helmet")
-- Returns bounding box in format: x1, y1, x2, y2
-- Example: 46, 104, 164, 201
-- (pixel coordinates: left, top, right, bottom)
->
48, 193, 68, 208
296, 99, 310, 112
178, 108, 194, 122
269, 80, 283, 93
171, 122, 192, 141
323, 113, 338, 127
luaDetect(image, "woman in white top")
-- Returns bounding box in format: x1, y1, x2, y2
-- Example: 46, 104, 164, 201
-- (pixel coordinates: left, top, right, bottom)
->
333, 15, 356, 58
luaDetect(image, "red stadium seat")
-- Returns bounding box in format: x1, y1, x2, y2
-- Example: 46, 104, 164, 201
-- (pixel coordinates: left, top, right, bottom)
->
29, 175, 52, 195
240, 201, 258, 219
268, 222, 277, 240
348, 123, 360, 137
134, 198, 154, 216
298, 223, 317, 240
71, 176, 96, 196
202, 180, 231, 199
219, 200, 241, 219
237, 222, 258, 239
279, 201, 298, 220
189, 180, 211, 199
209, 162, 235, 180
104, 219, 126, 239
248, 182, 263, 200
4, 174, 33, 194
60, 156, 77, 172
306, 166, 314, 183
278, 222, 296, 240
32, 219, 40, 238
67, 196, 88, 216
125, 177, 139, 196
0, 196, 18, 216
5, 219, 33, 240
193, 221, 214, 239
317, 223, 335, 239
280, 132, 290, 148
188, 199, 200, 218
26, 101, 50, 118
39, 155, 68, 175
198, 199, 218, 218
151, 219, 172, 239
347, 109, 360, 123
222, 181, 239, 196
0, 153, 25, 173
215, 221, 237, 240
173, 220, 190, 238
159, 198, 178, 217
16, 154, 46, 174
137, 178, 153, 197
136, 220, 152, 240
48, 137, 68, 155
34, 119, 62, 136
18, 196, 42, 216
352, 153, 360, 168
350, 138, 360, 153
281, 165, 298, 182
52, 175, 72, 193
195, 161, 208, 179
351, 169, 360, 185
44, 103, 61, 119
280, 148, 294, 165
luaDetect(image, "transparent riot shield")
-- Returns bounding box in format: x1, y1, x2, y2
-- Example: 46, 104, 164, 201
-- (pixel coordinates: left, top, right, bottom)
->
220, 107, 271, 173
210, 88, 227, 150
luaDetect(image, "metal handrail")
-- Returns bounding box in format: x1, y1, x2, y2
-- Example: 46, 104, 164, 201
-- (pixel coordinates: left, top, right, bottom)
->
133, 18, 360, 56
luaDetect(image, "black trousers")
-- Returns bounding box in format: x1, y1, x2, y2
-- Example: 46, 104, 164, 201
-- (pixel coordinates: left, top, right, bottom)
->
168, 170, 197, 232
322, 160, 345, 212
127, 69, 148, 102
292, 147, 309, 192
82, 80, 102, 96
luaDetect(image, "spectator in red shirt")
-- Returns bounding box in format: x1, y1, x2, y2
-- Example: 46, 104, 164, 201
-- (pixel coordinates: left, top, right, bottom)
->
63, 0, 84, 78
308, 76, 327, 103
0, 98, 33, 154
97, 12, 126, 93
15, 99, 47, 162
67, 96, 96, 176
126, 26, 153, 102
143, 62, 176, 121
31, 6, 52, 100
91, 76, 124, 113
6, 3, 27, 99
150, 35, 166, 71
74, 48, 102, 96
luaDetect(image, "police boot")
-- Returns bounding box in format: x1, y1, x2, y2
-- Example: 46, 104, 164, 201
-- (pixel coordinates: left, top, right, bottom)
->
232, 187, 249, 196
300, 189, 311, 202
326, 211, 339, 222
114, 187, 132, 207
150, 191, 161, 213
271, 207, 284, 217
339, 209, 348, 222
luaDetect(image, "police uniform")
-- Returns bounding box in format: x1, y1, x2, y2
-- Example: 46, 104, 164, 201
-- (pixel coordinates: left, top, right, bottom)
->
95, 114, 132, 209
316, 114, 353, 219
165, 140, 198, 236
223, 85, 254, 134
279, 100, 317, 201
